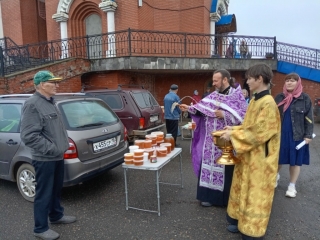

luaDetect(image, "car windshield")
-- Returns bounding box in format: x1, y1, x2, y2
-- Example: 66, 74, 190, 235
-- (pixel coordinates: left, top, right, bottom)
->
59, 100, 118, 129
132, 92, 159, 109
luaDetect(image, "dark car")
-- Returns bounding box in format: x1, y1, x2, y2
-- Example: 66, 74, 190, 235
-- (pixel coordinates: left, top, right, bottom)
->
0, 94, 128, 202
83, 85, 165, 142
314, 97, 320, 122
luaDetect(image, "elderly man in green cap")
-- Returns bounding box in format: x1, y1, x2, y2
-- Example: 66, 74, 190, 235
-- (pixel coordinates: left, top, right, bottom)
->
20, 70, 76, 240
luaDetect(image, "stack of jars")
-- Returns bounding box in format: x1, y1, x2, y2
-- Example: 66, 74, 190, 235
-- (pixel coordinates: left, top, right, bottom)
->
151, 131, 164, 146
133, 149, 144, 166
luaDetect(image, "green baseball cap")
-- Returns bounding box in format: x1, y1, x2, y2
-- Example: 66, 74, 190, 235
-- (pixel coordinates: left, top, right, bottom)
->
33, 70, 62, 85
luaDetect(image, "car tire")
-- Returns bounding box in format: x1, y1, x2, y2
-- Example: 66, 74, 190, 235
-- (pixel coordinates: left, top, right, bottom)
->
16, 163, 36, 202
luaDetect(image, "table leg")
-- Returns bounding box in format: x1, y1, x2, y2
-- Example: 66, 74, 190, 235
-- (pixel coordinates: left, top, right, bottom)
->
179, 153, 183, 188
124, 168, 129, 210
156, 170, 161, 216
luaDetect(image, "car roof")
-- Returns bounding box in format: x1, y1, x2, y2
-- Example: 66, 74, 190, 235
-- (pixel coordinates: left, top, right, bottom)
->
84, 88, 150, 94
0, 93, 106, 102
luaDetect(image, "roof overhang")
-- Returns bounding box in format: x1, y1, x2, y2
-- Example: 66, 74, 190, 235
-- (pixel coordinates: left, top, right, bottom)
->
215, 14, 237, 34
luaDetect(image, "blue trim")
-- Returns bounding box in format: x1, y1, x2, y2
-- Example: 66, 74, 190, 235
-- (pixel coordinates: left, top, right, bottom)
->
210, 0, 218, 12
277, 61, 320, 83
216, 14, 233, 25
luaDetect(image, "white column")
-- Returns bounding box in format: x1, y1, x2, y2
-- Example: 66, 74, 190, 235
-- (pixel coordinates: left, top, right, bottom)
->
99, 0, 118, 57
209, 12, 221, 56
52, 13, 69, 58
0, 3, 4, 39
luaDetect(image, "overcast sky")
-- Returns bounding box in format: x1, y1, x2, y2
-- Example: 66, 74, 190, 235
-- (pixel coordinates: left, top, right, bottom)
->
228, 0, 320, 49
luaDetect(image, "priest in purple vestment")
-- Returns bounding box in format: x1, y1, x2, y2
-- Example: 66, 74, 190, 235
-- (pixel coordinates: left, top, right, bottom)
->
180, 69, 247, 207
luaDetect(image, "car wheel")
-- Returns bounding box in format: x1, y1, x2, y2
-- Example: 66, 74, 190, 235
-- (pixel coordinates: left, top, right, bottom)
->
16, 163, 36, 202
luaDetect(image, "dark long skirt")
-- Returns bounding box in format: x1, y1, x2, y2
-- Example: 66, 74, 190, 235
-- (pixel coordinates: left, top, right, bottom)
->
197, 164, 234, 207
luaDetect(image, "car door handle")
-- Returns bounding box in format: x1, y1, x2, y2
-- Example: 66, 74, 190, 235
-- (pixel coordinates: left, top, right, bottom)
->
6, 139, 18, 145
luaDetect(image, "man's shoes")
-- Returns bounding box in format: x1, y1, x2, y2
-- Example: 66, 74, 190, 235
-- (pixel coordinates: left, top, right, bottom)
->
285, 186, 297, 198
275, 173, 280, 188
227, 224, 239, 233
34, 229, 60, 240
200, 201, 213, 207
50, 215, 76, 224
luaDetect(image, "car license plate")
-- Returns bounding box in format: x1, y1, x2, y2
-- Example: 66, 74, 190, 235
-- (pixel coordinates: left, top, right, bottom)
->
93, 137, 116, 152
150, 115, 158, 122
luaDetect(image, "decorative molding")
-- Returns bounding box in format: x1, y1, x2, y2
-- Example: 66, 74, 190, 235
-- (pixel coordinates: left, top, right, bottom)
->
210, 12, 221, 22
52, 12, 69, 22
56, 0, 74, 14
99, 0, 118, 12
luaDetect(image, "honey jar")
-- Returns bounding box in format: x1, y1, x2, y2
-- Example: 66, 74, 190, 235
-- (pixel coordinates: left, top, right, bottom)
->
160, 143, 171, 154
156, 147, 167, 157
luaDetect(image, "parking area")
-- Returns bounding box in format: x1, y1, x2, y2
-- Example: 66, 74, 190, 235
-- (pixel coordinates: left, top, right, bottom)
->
0, 121, 319, 240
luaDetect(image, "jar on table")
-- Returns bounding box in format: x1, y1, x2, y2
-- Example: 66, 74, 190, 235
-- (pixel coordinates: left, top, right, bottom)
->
164, 133, 175, 151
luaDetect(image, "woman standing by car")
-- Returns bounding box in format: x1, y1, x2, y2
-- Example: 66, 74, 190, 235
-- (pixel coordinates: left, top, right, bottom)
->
275, 73, 314, 198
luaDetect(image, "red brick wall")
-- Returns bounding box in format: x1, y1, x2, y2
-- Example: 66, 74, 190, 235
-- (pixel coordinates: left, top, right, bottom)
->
20, 0, 39, 44
45, 0, 60, 41
272, 72, 320, 102
0, 59, 90, 95
2, 0, 23, 44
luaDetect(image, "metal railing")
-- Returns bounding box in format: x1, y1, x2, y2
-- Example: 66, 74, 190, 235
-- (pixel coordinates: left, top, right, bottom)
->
0, 28, 318, 76
277, 42, 320, 69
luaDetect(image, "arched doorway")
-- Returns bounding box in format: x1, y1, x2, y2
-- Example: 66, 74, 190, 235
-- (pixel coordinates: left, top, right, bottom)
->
70, 2, 103, 58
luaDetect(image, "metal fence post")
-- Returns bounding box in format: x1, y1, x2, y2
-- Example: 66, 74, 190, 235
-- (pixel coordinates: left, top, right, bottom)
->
316, 49, 319, 69
274, 36, 277, 59
86, 35, 90, 59
184, 33, 187, 57
0, 46, 4, 77
128, 28, 131, 56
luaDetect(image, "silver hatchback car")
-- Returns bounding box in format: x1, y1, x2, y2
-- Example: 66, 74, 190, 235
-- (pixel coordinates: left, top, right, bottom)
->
0, 94, 128, 202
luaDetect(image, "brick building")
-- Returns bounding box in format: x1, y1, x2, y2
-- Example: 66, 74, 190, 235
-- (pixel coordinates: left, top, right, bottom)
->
0, 0, 319, 104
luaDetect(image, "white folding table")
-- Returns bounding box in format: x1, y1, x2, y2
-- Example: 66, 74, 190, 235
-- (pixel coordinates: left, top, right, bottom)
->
122, 148, 183, 216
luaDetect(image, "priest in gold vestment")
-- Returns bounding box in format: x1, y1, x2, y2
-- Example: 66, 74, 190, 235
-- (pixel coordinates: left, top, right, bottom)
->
221, 64, 281, 239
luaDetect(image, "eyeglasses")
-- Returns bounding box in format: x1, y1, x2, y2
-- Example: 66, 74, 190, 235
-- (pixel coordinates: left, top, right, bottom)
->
46, 81, 60, 85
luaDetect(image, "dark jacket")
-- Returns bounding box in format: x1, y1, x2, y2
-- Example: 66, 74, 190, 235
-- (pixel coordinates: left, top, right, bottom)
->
275, 92, 313, 141
20, 92, 69, 161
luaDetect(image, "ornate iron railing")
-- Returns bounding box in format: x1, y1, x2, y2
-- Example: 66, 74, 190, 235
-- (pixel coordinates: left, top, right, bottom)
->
277, 42, 320, 70
0, 28, 318, 76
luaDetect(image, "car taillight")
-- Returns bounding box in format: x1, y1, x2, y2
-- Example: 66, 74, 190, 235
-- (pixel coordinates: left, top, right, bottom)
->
139, 117, 145, 129
124, 127, 128, 141
64, 138, 78, 159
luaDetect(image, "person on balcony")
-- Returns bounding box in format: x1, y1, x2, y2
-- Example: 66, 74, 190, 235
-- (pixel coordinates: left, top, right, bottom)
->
179, 69, 247, 208
240, 40, 248, 58
274, 73, 313, 197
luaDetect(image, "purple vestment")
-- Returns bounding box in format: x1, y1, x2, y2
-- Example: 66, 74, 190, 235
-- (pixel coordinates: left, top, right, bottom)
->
188, 85, 247, 191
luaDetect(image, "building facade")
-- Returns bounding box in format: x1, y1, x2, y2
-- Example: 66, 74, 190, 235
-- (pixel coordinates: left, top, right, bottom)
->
0, 0, 319, 104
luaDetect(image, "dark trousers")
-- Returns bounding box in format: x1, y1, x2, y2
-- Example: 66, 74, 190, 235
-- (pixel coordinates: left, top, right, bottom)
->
165, 119, 179, 144
227, 214, 264, 240
32, 160, 64, 233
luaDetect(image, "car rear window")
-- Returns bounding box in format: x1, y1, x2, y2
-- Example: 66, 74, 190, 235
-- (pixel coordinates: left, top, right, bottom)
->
95, 94, 123, 110
132, 92, 159, 109
0, 103, 21, 133
59, 100, 118, 129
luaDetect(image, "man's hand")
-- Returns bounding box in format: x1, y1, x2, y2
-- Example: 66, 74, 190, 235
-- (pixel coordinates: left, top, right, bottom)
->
220, 129, 231, 141
179, 104, 189, 111
215, 110, 225, 119
304, 138, 312, 144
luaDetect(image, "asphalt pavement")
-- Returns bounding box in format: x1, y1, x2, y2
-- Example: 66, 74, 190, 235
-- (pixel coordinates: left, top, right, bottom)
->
0, 121, 319, 240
